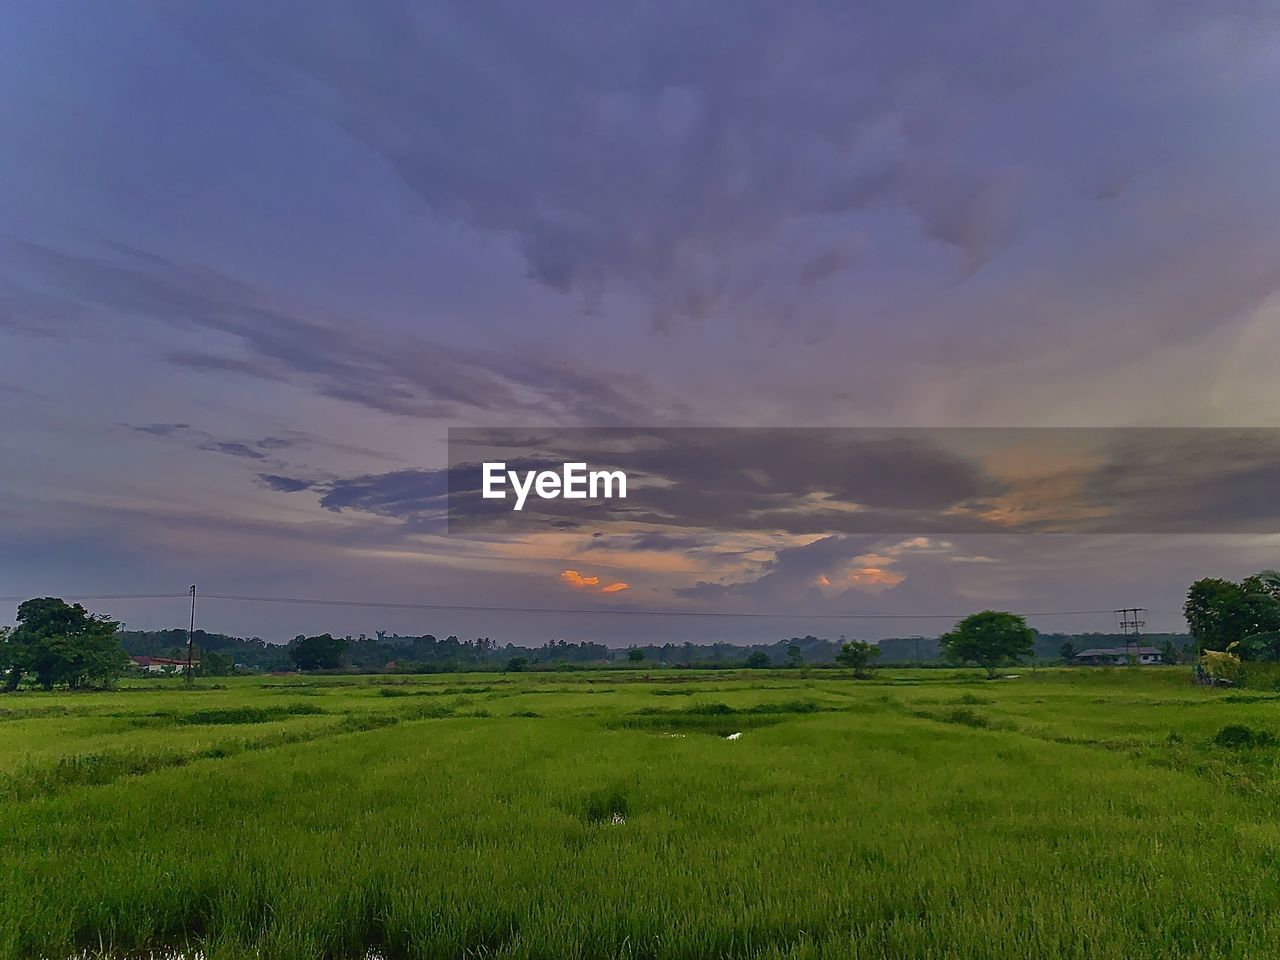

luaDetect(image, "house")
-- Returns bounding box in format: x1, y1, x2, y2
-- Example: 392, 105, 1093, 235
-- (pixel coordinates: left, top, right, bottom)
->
1073, 646, 1162, 666
130, 655, 199, 673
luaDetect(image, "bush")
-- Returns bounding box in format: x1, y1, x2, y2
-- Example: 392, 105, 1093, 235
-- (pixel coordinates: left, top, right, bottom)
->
913, 706, 992, 728
1212, 724, 1277, 749
1238, 660, 1280, 691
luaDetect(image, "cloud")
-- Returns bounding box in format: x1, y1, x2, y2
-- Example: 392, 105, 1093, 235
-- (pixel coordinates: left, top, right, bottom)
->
560, 569, 630, 593
171, 0, 1277, 332
588, 531, 716, 552
442, 428, 1003, 535
444, 428, 1280, 535
123, 422, 301, 465
5, 241, 685, 424
256, 427, 1280, 539
257, 474, 314, 493
675, 534, 884, 604
318, 468, 448, 519
166, 351, 285, 379
199, 440, 266, 460
560, 570, 600, 588
128, 423, 192, 437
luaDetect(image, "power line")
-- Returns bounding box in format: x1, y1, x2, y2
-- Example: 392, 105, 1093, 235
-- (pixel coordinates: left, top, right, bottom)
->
0, 593, 189, 602
0, 590, 1144, 621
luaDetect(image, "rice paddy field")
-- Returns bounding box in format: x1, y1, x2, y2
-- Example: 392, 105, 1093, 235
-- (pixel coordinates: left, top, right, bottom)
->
3, 666, 1280, 959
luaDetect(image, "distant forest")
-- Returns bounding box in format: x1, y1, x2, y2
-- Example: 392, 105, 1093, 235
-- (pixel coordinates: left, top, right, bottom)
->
119, 627, 1194, 673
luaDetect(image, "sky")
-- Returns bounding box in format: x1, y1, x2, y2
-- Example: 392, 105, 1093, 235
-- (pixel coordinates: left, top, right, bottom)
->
3, 1, 1280, 645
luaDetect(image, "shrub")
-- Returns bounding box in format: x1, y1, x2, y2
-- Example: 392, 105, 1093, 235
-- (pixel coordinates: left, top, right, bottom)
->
1212, 724, 1277, 748
914, 706, 992, 728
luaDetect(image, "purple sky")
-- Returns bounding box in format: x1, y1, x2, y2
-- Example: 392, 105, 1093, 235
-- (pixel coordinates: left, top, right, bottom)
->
3, 1, 1280, 644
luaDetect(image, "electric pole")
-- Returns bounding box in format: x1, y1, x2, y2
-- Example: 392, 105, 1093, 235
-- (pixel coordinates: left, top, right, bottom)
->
1116, 607, 1146, 660
185, 584, 197, 685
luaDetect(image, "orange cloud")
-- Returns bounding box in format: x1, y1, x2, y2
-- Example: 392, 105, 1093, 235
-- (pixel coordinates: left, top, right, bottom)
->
845, 566, 903, 587
560, 569, 630, 594
560, 569, 601, 588
815, 562, 905, 592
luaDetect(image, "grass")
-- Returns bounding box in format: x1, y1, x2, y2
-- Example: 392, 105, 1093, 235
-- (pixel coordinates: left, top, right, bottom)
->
3, 667, 1280, 957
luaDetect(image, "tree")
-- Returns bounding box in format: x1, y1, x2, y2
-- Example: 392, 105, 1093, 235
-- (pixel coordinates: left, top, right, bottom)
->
939, 611, 1034, 679
1185, 579, 1239, 653
0, 627, 15, 691
1184, 577, 1280, 657
288, 633, 346, 671
1257, 569, 1280, 600
3, 597, 127, 690
835, 639, 879, 678
744, 651, 771, 669
506, 656, 528, 672
627, 647, 645, 663
1058, 640, 1078, 663
786, 644, 804, 668
199, 649, 233, 677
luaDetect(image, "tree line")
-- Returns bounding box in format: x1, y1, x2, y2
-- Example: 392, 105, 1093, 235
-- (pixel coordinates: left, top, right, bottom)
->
2, 573, 1274, 689
0, 599, 1051, 686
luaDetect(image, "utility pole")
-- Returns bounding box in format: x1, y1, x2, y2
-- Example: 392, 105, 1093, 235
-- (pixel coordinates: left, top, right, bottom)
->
185, 584, 197, 685
1116, 607, 1146, 661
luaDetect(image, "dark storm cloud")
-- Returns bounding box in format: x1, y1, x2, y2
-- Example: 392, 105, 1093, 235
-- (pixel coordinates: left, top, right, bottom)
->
4, 241, 679, 424
444, 428, 1280, 534
200, 441, 267, 460
1071, 431, 1280, 533
128, 423, 192, 437
318, 469, 449, 520
179, 427, 1280, 536
257, 474, 314, 493
589, 532, 720, 553
124, 423, 294, 464
261, 429, 995, 533
446, 428, 1003, 534
172, 0, 1276, 330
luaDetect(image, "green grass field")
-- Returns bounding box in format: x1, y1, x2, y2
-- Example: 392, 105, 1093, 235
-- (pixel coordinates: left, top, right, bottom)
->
3, 667, 1280, 959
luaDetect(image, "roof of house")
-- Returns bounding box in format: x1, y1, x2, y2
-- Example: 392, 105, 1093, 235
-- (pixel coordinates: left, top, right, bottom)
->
1075, 647, 1161, 658
130, 655, 198, 666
